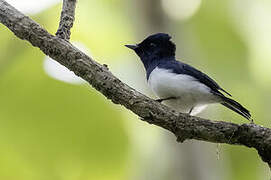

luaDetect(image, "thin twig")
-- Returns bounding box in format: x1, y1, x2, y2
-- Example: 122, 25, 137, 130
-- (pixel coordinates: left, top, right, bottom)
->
0, 0, 271, 168
56, 0, 77, 40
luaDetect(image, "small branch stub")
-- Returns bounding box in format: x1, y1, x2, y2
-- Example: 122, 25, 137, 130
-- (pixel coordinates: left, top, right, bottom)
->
56, 0, 77, 40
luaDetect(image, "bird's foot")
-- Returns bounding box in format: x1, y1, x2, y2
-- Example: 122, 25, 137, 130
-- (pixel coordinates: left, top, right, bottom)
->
249, 117, 254, 124
188, 107, 194, 115
156, 97, 177, 103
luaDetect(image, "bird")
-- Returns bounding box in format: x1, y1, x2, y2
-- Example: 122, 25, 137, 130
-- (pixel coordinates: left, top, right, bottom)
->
125, 33, 251, 121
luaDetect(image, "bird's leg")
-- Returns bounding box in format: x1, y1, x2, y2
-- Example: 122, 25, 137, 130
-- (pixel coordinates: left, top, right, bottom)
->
156, 97, 177, 103
189, 107, 194, 115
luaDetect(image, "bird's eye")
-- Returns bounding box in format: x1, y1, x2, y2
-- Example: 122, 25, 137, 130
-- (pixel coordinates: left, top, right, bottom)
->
150, 43, 156, 47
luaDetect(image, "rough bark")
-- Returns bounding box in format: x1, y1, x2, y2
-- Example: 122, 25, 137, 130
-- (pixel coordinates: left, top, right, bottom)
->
56, 0, 77, 40
0, 0, 271, 168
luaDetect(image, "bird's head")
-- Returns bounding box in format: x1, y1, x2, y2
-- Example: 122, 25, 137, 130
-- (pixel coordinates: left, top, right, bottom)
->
125, 33, 176, 60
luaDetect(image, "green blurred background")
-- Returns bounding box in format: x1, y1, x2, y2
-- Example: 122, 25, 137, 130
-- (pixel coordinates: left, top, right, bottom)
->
1, 0, 271, 179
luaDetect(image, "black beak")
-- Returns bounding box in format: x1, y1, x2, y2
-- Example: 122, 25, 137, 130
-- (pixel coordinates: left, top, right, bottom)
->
125, 44, 138, 50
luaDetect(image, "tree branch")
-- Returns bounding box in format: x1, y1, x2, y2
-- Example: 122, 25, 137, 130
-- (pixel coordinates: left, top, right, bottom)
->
56, 0, 77, 40
0, 0, 271, 168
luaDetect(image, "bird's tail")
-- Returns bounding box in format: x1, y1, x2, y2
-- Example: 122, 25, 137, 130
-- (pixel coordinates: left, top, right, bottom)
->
221, 96, 251, 121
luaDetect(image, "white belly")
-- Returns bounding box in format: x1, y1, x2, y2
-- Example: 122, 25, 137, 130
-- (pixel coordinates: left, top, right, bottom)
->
148, 67, 219, 115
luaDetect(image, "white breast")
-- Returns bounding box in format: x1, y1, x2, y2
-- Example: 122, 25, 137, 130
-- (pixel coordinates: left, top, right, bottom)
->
147, 67, 219, 115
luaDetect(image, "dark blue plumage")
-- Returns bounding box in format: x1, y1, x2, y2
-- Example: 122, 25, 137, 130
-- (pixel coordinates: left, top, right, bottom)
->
126, 33, 251, 120
158, 60, 232, 96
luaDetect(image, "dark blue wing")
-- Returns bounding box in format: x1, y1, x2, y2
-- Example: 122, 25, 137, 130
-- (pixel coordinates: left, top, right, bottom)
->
181, 62, 231, 96
158, 60, 231, 96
